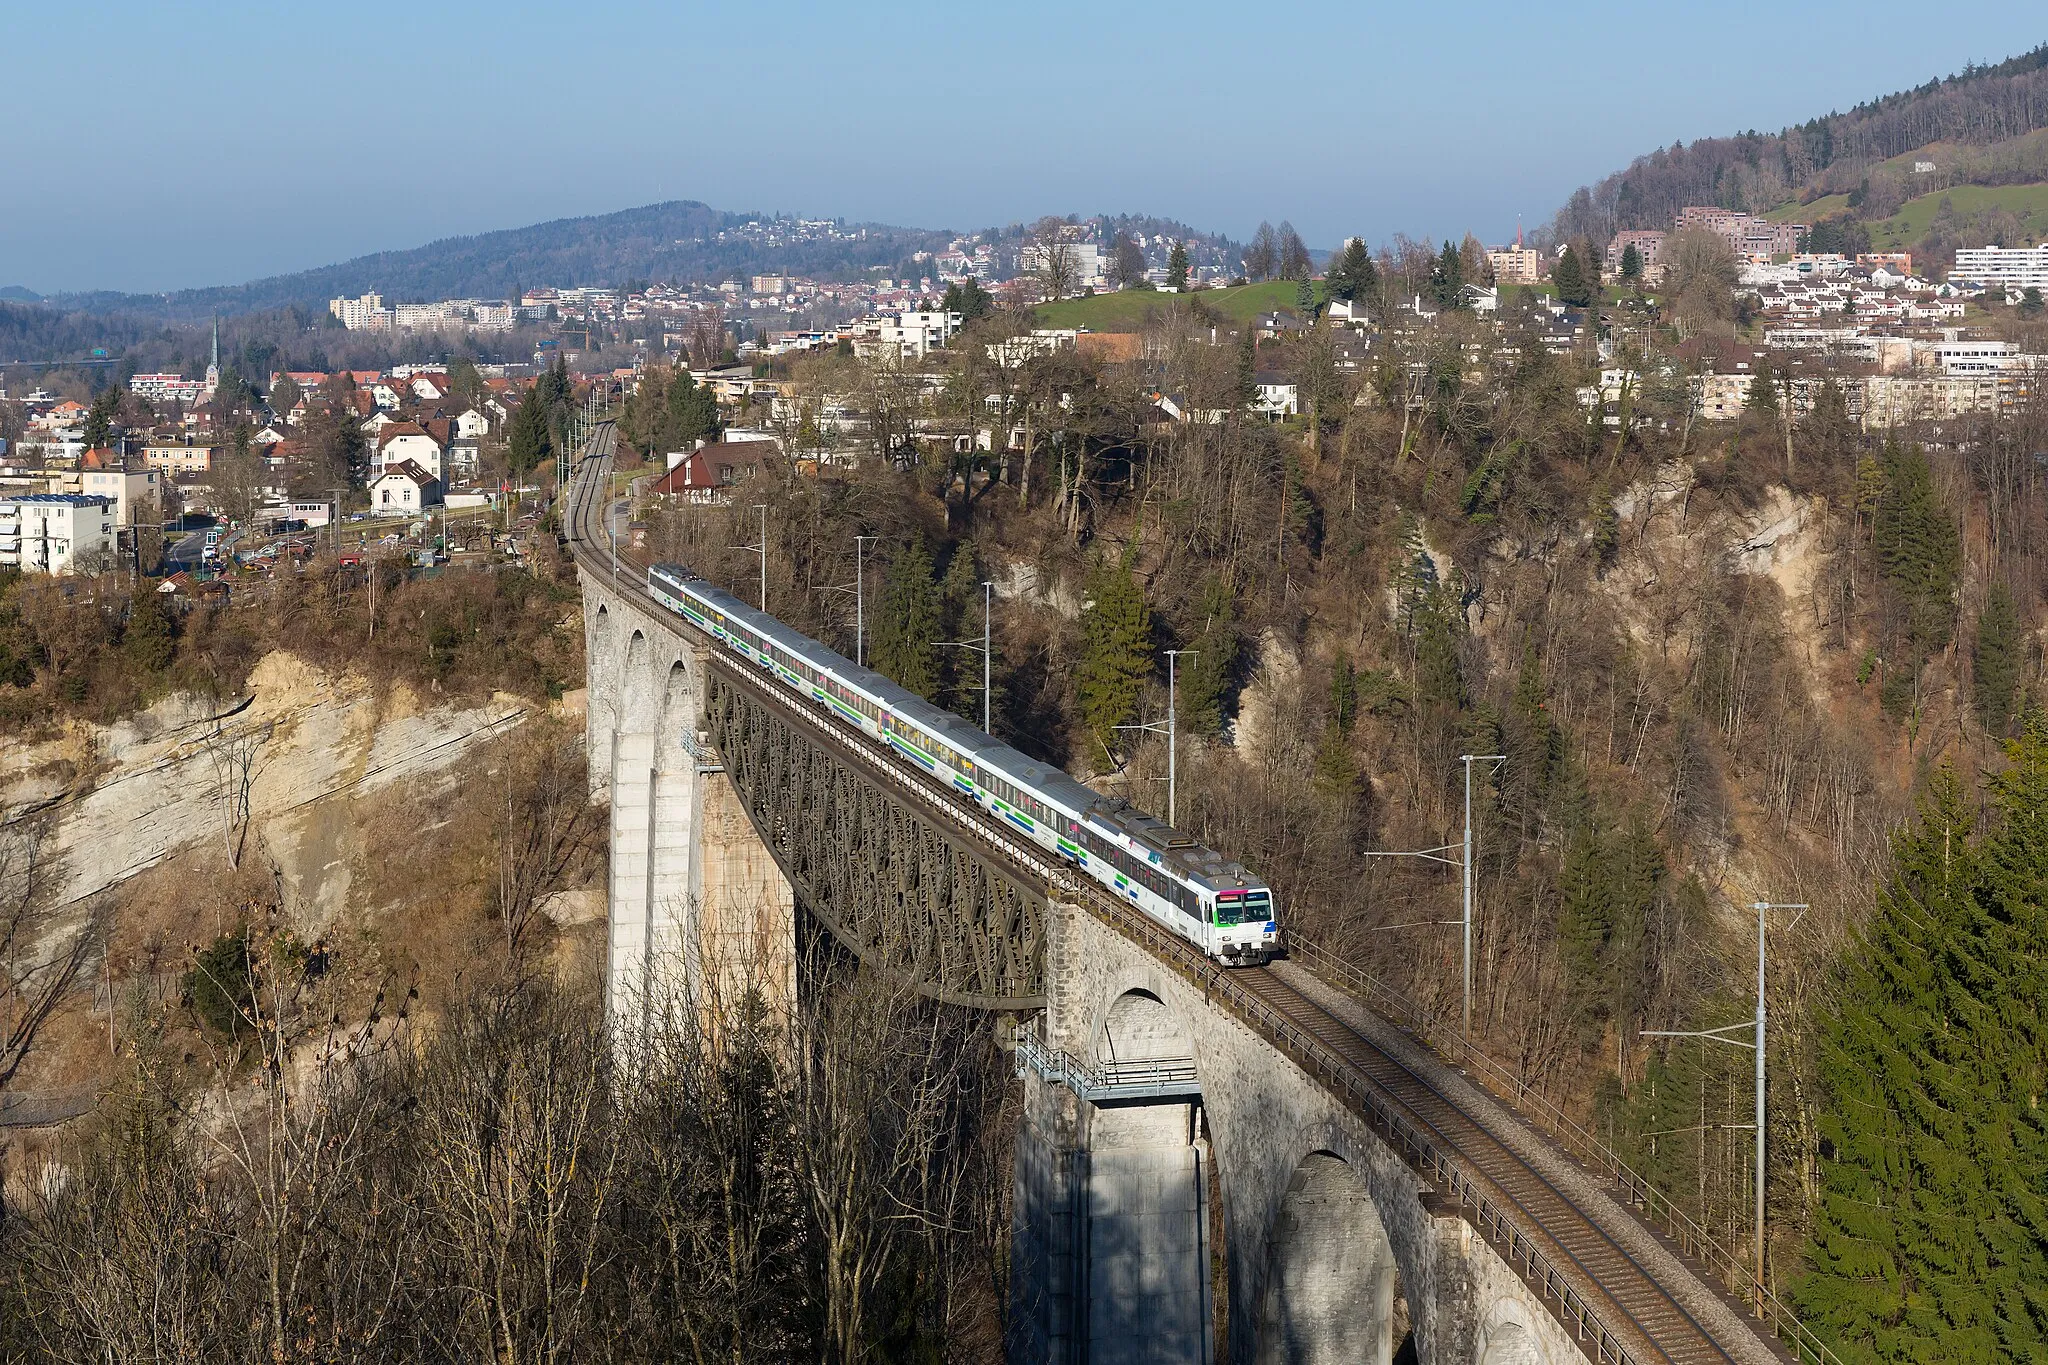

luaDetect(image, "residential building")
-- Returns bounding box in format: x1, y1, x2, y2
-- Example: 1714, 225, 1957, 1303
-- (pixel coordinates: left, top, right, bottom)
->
1487, 246, 1544, 284
1604, 231, 1667, 278
0, 494, 117, 573
82, 467, 163, 526
329, 291, 393, 330
143, 442, 220, 477
373, 422, 445, 479
369, 460, 443, 512
648, 440, 773, 505
448, 437, 482, 484
130, 372, 208, 404
1950, 244, 2048, 290
1251, 373, 1299, 419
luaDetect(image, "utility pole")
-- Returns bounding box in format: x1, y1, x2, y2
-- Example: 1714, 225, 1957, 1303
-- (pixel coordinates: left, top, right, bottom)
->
855, 534, 876, 666
731, 505, 768, 610
1644, 898, 1804, 1302
1460, 754, 1505, 1041
938, 579, 997, 733
1111, 648, 1194, 825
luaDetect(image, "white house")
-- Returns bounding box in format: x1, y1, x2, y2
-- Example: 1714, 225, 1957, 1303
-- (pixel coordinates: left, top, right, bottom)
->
447, 437, 482, 484
369, 460, 443, 513
1252, 373, 1300, 419
373, 422, 445, 480
0, 494, 117, 573
453, 408, 491, 440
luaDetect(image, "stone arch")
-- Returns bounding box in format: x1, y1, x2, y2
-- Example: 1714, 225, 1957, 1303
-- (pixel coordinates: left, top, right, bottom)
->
1476, 1300, 1548, 1365
586, 600, 620, 797
1095, 986, 1193, 1069
620, 629, 657, 734
655, 657, 695, 767
1255, 1150, 1404, 1365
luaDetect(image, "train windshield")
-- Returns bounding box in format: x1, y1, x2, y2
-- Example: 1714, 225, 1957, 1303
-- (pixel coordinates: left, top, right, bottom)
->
1212, 890, 1271, 927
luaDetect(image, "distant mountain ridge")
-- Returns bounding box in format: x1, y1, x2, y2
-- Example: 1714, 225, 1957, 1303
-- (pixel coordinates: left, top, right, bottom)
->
43, 201, 955, 321
1550, 43, 2048, 245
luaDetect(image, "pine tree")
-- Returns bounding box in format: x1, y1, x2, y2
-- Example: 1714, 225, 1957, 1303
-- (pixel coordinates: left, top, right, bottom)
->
1428, 240, 1465, 309
1328, 237, 1372, 302
1747, 358, 1781, 420
870, 540, 942, 700
1177, 576, 1239, 737
939, 542, 987, 721
1554, 245, 1592, 308
1873, 441, 1960, 655
1077, 556, 1153, 759
1620, 242, 1642, 283
1973, 582, 2020, 735
1329, 657, 1359, 734
506, 388, 553, 475
1793, 748, 2048, 1362
124, 590, 176, 672
1166, 240, 1189, 292
1296, 275, 1317, 316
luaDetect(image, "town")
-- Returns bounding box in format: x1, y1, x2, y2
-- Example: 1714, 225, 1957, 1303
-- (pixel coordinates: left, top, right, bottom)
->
3, 206, 2044, 583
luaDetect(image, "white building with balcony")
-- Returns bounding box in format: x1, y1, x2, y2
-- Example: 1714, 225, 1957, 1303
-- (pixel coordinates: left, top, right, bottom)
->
0, 494, 117, 573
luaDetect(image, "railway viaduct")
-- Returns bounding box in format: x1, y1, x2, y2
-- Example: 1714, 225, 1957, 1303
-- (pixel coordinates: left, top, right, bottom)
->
567, 432, 1810, 1365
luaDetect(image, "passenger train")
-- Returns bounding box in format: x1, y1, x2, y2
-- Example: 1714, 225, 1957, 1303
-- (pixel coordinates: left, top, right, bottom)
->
648, 564, 1280, 965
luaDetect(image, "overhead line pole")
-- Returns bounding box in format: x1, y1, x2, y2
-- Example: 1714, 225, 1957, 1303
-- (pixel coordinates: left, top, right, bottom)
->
1460, 754, 1505, 1041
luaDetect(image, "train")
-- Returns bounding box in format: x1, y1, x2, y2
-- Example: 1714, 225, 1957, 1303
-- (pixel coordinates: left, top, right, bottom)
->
648, 563, 1281, 965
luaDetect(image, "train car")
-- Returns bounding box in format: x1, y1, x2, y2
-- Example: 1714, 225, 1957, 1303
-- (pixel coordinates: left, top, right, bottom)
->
649, 563, 1279, 964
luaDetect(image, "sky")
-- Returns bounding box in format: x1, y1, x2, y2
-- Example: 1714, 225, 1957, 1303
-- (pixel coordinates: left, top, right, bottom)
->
5, 2, 2045, 295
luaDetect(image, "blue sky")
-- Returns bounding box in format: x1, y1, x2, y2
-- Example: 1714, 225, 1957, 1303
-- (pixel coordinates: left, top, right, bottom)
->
5, 2, 2043, 294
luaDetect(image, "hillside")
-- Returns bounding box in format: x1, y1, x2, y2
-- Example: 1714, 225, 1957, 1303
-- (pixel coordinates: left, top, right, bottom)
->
1551, 42, 2048, 248
44, 201, 954, 321
1030, 280, 1309, 331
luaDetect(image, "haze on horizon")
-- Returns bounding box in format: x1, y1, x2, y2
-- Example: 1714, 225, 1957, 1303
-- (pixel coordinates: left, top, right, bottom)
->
9, 1, 2044, 296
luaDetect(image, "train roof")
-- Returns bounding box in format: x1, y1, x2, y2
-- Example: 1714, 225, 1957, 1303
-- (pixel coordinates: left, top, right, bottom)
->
653, 563, 1265, 893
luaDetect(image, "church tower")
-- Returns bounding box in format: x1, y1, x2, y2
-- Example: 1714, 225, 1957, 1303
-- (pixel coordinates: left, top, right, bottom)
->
205, 316, 221, 394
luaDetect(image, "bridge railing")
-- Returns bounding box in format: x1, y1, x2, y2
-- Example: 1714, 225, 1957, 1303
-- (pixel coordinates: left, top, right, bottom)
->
1285, 934, 1843, 1365
1012, 1022, 1202, 1102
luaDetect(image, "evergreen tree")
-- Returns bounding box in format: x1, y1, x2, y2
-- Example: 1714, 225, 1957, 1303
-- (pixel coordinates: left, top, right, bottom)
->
1554, 245, 1593, 308
939, 542, 988, 721
870, 540, 942, 700
506, 387, 553, 476
1620, 242, 1642, 283
664, 369, 722, 450
1328, 238, 1373, 302
1873, 441, 1960, 655
82, 386, 121, 450
1747, 358, 1780, 420
124, 589, 176, 672
1177, 576, 1239, 737
1329, 657, 1359, 734
1237, 328, 1259, 409
1973, 582, 2020, 735
1077, 555, 1153, 759
1296, 275, 1317, 316
1166, 239, 1189, 292
942, 277, 994, 322
1428, 240, 1465, 309
1794, 745, 2048, 1362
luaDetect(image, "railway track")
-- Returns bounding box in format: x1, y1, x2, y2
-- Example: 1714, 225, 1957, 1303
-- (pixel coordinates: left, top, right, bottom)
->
559, 436, 1791, 1365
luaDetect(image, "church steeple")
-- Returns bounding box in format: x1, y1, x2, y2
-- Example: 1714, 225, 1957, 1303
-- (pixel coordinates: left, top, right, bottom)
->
205, 315, 221, 393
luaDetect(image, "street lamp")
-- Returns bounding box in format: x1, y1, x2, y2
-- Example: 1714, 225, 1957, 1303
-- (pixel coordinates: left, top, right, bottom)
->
1643, 898, 1805, 1299
1112, 648, 1196, 825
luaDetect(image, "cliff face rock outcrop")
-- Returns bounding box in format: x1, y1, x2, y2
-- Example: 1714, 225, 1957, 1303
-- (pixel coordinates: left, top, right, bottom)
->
0, 653, 532, 915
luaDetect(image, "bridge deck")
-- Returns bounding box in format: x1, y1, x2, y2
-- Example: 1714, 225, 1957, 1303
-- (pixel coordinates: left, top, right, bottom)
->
562, 430, 1815, 1365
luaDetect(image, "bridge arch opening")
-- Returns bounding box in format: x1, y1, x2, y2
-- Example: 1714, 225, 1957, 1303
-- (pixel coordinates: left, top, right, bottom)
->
620, 629, 657, 734
1476, 1302, 1548, 1365
1255, 1150, 1406, 1365
1081, 987, 1224, 1362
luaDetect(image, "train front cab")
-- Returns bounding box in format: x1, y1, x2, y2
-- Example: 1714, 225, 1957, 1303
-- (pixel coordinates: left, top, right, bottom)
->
1210, 888, 1278, 965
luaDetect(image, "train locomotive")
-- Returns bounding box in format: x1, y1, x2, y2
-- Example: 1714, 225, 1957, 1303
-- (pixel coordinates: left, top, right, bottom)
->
649, 563, 1280, 965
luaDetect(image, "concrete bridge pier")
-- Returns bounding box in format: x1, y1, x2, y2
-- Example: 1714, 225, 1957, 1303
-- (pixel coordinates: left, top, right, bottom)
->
584, 586, 795, 1027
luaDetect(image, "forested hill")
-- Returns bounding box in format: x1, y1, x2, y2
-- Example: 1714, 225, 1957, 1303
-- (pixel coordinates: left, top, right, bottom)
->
42, 202, 954, 320
1551, 43, 2048, 241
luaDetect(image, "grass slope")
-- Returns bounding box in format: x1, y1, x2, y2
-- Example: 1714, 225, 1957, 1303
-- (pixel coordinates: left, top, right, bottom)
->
1870, 183, 2048, 248
1031, 280, 1310, 330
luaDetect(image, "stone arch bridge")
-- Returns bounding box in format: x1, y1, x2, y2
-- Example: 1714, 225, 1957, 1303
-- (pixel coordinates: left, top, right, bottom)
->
566, 432, 1819, 1365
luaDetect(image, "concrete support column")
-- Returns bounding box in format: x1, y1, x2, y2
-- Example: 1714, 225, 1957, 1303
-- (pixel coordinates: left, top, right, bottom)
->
1418, 1194, 1479, 1365
1010, 1068, 1084, 1364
